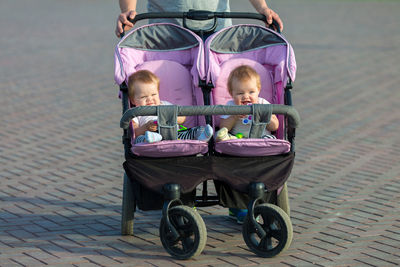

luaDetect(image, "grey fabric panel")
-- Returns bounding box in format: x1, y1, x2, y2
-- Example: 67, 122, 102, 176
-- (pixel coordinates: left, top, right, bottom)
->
157, 105, 178, 140
249, 104, 272, 138
210, 26, 286, 53
119, 24, 199, 51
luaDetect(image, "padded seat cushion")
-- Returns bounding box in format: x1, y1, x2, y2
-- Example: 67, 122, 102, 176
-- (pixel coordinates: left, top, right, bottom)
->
136, 60, 197, 128
132, 140, 208, 158
215, 138, 290, 157
212, 58, 274, 127
212, 58, 273, 105
130, 60, 209, 157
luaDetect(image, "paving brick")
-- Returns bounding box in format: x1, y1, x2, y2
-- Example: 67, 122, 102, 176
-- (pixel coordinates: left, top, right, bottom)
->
1, 0, 400, 266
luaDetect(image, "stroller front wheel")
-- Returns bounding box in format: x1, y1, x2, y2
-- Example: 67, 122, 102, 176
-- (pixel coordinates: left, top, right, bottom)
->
159, 206, 207, 260
242, 203, 293, 258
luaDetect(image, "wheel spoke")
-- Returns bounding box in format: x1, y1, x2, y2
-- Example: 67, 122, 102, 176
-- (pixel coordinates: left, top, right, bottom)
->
264, 214, 275, 227
181, 236, 194, 252
168, 213, 195, 253
166, 232, 179, 246
258, 236, 273, 251
270, 229, 283, 240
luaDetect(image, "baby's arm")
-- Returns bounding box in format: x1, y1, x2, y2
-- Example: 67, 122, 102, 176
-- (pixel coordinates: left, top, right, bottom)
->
219, 115, 238, 131
177, 116, 186, 125
133, 120, 158, 137
266, 114, 279, 132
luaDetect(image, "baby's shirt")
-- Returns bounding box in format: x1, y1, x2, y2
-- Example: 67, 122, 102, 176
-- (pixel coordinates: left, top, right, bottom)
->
220, 97, 272, 138
132, 100, 173, 126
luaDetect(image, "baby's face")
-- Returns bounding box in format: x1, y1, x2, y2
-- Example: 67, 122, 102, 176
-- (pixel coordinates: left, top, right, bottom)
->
230, 77, 260, 105
131, 81, 161, 107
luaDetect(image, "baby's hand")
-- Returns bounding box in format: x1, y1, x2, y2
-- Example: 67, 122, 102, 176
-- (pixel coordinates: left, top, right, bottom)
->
145, 120, 158, 132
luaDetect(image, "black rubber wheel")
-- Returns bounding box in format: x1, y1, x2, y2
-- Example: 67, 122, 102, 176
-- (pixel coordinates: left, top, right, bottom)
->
159, 206, 207, 260
121, 173, 135, 235
242, 203, 293, 258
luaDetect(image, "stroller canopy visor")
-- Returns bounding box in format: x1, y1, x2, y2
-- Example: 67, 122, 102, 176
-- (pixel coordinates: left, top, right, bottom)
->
210, 25, 286, 53
119, 24, 200, 51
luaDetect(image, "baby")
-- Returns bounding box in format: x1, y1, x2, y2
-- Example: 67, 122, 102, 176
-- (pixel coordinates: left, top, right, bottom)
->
128, 70, 213, 143
216, 65, 279, 141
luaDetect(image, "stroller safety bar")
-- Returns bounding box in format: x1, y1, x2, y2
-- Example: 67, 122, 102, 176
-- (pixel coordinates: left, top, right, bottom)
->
120, 104, 300, 129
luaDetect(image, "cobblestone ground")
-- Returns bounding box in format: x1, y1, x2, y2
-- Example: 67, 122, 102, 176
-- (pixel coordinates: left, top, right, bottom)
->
1, 0, 399, 266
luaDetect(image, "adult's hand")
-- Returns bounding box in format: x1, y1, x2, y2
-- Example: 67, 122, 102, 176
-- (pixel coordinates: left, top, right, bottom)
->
259, 6, 283, 32
115, 10, 137, 37
249, 0, 283, 32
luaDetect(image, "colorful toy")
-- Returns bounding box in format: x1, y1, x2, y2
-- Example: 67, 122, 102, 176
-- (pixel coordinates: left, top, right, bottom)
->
178, 125, 188, 132
242, 115, 252, 125
153, 120, 187, 132
235, 133, 244, 139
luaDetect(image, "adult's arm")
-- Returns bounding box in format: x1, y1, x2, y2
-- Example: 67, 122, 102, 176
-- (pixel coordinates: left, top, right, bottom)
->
248, 0, 283, 31
116, 0, 138, 37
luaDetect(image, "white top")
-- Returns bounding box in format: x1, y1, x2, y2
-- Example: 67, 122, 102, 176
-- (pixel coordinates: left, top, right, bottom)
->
132, 100, 172, 126
220, 97, 272, 138
147, 0, 232, 32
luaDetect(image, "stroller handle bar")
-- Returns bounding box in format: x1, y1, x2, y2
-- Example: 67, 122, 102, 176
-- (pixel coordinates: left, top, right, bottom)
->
120, 104, 300, 129
126, 11, 281, 34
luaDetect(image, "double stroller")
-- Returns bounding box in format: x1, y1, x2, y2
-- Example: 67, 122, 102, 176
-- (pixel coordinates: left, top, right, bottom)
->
115, 11, 299, 260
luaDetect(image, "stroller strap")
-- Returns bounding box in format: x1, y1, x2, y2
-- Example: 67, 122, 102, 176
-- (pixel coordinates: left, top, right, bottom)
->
157, 105, 178, 140
249, 104, 272, 138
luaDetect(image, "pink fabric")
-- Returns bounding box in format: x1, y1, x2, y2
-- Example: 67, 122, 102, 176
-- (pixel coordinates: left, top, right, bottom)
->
132, 140, 208, 157
215, 139, 290, 157
207, 47, 290, 89
136, 60, 199, 128
211, 58, 274, 127
205, 24, 297, 140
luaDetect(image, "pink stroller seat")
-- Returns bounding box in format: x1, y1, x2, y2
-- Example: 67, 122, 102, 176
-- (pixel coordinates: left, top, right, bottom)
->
130, 60, 208, 157
115, 23, 208, 157
205, 25, 296, 157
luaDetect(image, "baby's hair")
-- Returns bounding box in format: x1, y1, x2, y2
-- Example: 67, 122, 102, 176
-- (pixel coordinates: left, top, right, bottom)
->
128, 70, 160, 99
227, 65, 261, 95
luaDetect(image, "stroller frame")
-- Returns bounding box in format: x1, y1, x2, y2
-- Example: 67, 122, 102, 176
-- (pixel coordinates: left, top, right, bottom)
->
117, 11, 300, 260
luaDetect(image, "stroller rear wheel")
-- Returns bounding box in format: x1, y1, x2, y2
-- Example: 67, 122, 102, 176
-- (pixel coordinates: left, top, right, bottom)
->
159, 206, 207, 260
242, 203, 292, 258
121, 173, 135, 235
277, 183, 290, 217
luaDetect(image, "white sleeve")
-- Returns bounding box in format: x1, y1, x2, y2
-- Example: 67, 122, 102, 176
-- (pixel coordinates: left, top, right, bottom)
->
161, 100, 173, 105
259, 97, 271, 104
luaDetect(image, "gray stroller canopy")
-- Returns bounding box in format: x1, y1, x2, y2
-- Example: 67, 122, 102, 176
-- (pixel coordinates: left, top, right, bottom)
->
210, 25, 286, 53
119, 24, 200, 51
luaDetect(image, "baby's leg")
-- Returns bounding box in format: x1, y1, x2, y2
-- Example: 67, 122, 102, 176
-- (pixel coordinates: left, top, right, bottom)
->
134, 135, 146, 144
177, 128, 197, 140
261, 134, 276, 139
178, 125, 213, 142
134, 131, 162, 144
216, 127, 237, 142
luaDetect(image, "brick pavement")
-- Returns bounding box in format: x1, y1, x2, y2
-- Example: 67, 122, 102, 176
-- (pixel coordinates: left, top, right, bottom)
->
1, 0, 400, 266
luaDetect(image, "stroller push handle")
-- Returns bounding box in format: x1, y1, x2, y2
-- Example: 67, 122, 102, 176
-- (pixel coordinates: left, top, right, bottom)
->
120, 104, 300, 129
129, 12, 281, 33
